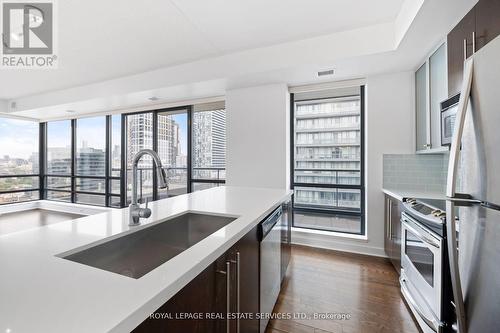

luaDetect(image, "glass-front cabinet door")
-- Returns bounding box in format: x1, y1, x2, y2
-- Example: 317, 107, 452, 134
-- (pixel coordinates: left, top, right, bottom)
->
415, 63, 429, 151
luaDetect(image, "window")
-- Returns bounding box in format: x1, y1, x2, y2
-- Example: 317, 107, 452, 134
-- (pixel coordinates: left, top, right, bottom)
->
47, 120, 71, 175
43, 116, 121, 207
126, 113, 153, 203
109, 115, 122, 207
74, 117, 107, 206
0, 118, 40, 204
191, 102, 226, 190
123, 103, 226, 203
157, 109, 188, 198
76, 117, 106, 176
291, 87, 365, 234
0, 102, 229, 208
45, 120, 72, 202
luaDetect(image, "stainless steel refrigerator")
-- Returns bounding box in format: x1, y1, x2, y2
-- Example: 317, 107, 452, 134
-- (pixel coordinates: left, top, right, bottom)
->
446, 35, 500, 333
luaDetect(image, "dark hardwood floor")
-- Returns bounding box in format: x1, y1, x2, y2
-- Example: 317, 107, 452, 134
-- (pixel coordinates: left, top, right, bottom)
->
267, 245, 421, 333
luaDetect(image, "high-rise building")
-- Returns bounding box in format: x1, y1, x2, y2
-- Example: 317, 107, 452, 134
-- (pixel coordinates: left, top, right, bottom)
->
126, 114, 181, 168
125, 113, 183, 199
192, 109, 226, 179
294, 96, 361, 211
46, 147, 72, 174
76, 147, 106, 192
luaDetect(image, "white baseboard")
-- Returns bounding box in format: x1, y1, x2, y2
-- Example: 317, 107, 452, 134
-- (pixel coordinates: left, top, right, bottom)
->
292, 230, 387, 258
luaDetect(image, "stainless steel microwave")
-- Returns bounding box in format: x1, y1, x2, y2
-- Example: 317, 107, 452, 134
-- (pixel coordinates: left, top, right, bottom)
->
440, 94, 460, 146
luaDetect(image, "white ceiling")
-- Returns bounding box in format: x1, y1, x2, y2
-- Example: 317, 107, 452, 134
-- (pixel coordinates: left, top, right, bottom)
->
0, 0, 404, 100
0, 0, 478, 120
169, 0, 404, 52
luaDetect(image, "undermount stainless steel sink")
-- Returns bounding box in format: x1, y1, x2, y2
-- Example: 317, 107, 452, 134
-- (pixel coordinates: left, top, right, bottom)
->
61, 212, 237, 279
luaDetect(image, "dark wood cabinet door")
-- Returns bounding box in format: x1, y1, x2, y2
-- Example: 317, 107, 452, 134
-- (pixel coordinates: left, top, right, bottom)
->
133, 261, 217, 333
475, 0, 500, 50
447, 9, 476, 96
133, 225, 260, 333
214, 252, 232, 333
228, 225, 260, 333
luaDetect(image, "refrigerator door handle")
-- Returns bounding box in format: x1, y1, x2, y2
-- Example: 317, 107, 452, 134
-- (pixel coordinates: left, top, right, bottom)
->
445, 58, 474, 333
446, 200, 467, 333
446, 58, 474, 198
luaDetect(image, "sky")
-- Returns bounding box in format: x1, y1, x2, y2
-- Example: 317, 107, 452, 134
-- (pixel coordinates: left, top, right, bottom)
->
172, 114, 187, 155
0, 118, 39, 159
0, 113, 184, 160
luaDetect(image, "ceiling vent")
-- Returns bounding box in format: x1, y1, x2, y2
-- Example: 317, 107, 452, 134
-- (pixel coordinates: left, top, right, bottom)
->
317, 69, 335, 77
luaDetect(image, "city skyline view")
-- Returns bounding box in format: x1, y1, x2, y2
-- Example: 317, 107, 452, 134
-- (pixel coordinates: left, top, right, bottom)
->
292, 90, 363, 234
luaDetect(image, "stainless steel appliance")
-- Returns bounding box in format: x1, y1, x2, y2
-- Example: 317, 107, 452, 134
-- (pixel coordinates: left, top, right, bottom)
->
400, 198, 454, 333
259, 206, 282, 333
446, 35, 500, 333
440, 94, 460, 146
280, 200, 292, 283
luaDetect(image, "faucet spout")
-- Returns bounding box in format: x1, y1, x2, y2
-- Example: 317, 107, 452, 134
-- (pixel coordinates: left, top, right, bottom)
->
129, 149, 168, 226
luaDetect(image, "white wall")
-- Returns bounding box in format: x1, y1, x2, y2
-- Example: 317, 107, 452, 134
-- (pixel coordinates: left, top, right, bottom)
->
225, 84, 290, 189
293, 71, 415, 256
364, 71, 415, 254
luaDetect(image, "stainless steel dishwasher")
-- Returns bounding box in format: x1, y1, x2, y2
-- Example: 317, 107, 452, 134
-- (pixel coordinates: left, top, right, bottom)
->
259, 206, 282, 333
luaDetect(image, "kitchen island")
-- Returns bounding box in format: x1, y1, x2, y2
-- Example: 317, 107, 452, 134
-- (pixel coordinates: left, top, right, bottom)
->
0, 186, 292, 333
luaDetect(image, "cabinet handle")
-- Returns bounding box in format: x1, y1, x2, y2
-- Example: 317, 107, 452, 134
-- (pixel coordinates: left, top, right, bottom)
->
472, 31, 476, 53
386, 199, 390, 239
225, 261, 231, 333
463, 38, 467, 61
230, 252, 241, 333
217, 262, 231, 333
389, 201, 393, 240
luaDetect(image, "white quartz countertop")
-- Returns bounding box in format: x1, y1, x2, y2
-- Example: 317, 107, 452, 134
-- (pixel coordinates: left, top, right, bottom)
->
0, 186, 292, 333
382, 188, 447, 202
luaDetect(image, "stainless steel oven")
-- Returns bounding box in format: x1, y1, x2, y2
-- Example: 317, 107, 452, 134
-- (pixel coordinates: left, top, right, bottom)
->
440, 94, 460, 146
401, 211, 444, 333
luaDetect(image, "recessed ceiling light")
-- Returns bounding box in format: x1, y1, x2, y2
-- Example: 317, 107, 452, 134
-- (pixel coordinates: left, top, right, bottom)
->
317, 69, 335, 77
148, 96, 159, 101
66, 109, 76, 113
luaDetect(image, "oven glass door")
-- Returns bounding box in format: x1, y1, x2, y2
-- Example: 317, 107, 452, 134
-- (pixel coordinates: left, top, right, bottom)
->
401, 213, 443, 317
405, 229, 435, 286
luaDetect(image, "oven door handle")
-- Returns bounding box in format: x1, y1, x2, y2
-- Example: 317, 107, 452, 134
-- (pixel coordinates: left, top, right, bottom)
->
401, 217, 440, 249
400, 276, 442, 332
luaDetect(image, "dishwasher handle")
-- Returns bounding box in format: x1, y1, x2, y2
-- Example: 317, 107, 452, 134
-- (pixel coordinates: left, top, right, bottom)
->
260, 206, 283, 240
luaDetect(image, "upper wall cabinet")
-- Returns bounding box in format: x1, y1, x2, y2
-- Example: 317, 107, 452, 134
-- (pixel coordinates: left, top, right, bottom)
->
415, 63, 428, 151
447, 0, 500, 96
415, 42, 448, 153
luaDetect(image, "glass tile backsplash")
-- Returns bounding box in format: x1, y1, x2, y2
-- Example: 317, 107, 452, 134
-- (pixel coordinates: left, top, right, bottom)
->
383, 154, 449, 192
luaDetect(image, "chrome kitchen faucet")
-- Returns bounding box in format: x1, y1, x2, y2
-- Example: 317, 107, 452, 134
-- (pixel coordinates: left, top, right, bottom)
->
129, 149, 168, 226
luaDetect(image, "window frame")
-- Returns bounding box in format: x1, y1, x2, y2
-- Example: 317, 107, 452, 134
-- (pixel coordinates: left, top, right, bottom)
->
37, 102, 226, 208
0, 121, 41, 205
191, 105, 226, 187
290, 86, 366, 236
41, 117, 121, 207
122, 104, 226, 205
